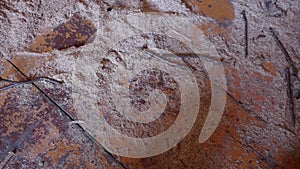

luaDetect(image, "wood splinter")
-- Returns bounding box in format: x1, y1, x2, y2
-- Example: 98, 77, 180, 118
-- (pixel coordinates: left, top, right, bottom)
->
241, 10, 248, 58
285, 67, 296, 126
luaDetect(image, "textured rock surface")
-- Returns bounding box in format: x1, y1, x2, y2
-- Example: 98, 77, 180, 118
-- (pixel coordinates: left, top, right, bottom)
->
0, 0, 299, 168
29, 13, 97, 53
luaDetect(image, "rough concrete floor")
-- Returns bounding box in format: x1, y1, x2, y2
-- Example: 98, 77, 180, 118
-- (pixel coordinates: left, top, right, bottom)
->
0, 0, 300, 168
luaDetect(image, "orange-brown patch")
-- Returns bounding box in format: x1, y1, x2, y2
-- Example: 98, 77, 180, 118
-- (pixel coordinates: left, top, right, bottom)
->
45, 138, 80, 166
29, 13, 97, 53
262, 61, 277, 76
225, 67, 242, 100
183, 0, 235, 22
201, 95, 265, 168
1, 55, 55, 80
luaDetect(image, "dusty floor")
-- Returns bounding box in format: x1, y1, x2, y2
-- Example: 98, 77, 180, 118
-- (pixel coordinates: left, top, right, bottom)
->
0, 0, 300, 168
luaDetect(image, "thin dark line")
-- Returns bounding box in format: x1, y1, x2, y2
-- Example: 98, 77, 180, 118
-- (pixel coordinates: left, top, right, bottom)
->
285, 68, 296, 126
0, 77, 63, 91
0, 84, 24, 91
0, 152, 14, 169
269, 27, 299, 79
241, 10, 248, 58
226, 92, 245, 107
181, 58, 268, 124
142, 48, 220, 61
7, 59, 75, 121
0, 77, 63, 84
229, 134, 277, 168
225, 89, 268, 124
6, 59, 128, 169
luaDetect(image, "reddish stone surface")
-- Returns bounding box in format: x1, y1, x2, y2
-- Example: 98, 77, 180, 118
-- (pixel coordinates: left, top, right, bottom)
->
182, 0, 235, 22
0, 57, 124, 168
0, 0, 299, 168
29, 13, 97, 53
